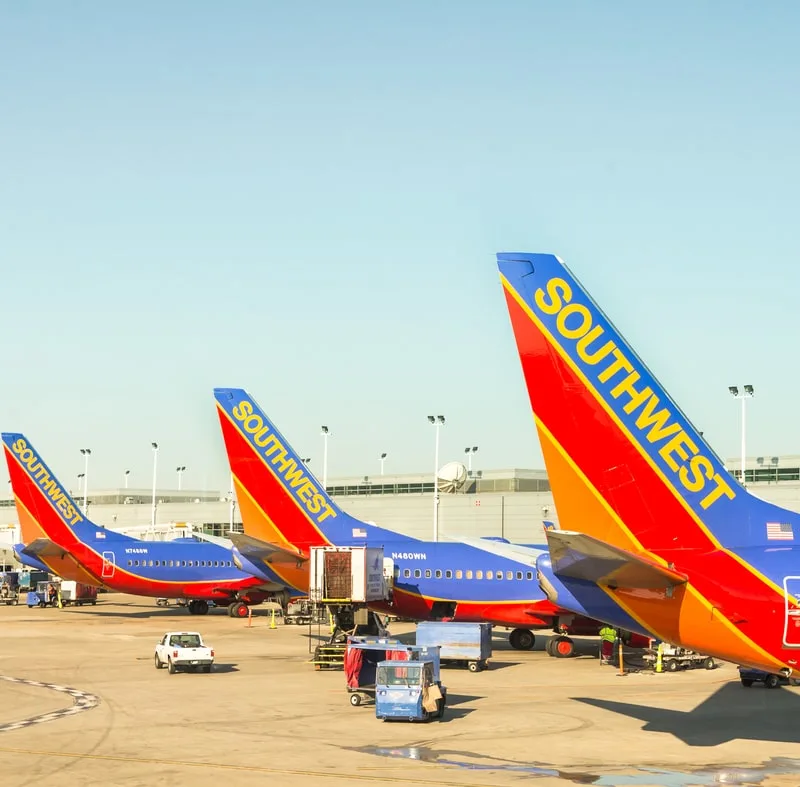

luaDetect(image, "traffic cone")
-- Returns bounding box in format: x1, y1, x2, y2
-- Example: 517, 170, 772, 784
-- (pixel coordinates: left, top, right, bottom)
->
270, 608, 277, 630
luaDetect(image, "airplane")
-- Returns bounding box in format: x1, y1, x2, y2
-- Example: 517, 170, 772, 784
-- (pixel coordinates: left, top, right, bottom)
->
3, 431, 301, 617
213, 386, 609, 654
498, 251, 800, 678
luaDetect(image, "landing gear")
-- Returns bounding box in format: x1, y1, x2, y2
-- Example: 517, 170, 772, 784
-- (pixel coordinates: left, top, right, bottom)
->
509, 628, 535, 650
228, 601, 249, 618
546, 635, 575, 658
188, 600, 209, 615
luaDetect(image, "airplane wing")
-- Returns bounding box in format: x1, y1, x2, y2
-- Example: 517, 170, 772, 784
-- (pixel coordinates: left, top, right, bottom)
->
546, 530, 688, 590
443, 534, 547, 566
229, 532, 308, 565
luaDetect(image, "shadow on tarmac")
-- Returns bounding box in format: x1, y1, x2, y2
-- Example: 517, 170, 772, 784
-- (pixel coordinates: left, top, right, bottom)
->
574, 680, 800, 746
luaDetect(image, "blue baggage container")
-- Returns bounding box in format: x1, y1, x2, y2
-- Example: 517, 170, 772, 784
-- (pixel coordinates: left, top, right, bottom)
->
415, 622, 492, 672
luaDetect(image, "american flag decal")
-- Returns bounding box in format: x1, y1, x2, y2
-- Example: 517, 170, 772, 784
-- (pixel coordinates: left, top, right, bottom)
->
766, 522, 794, 540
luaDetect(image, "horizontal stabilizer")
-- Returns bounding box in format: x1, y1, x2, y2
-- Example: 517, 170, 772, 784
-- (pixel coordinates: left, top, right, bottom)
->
229, 532, 307, 565
546, 530, 688, 590
21, 538, 71, 559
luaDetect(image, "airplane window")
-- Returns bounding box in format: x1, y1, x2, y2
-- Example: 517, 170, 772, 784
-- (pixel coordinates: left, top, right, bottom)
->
228, 561, 232, 567
414, 569, 421, 579
507, 571, 513, 580
127, 561, 131, 567
466, 570, 473, 579
526, 571, 533, 580
148, 560, 154, 567
516, 571, 523, 580
455, 570, 462, 579
425, 569, 431, 578
445, 570, 452, 579
475, 570, 482, 579
170, 560, 174, 568
435, 570, 442, 579
215, 561, 219, 567
496, 571, 503, 581
181, 561, 186, 567
403, 569, 410, 578
486, 571, 493, 580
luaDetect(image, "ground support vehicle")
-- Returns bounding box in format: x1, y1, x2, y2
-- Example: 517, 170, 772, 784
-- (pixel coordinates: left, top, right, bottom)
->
154, 632, 214, 674
374, 653, 446, 722
415, 621, 491, 672
643, 643, 717, 672
59, 581, 98, 606
0, 579, 19, 606
739, 666, 800, 688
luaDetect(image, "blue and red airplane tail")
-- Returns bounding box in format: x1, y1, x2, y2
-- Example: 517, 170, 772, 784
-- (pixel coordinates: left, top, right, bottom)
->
497, 252, 800, 556
214, 388, 414, 555
2, 433, 135, 585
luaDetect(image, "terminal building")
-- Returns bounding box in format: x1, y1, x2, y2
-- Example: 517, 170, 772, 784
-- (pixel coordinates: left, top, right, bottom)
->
3, 456, 800, 568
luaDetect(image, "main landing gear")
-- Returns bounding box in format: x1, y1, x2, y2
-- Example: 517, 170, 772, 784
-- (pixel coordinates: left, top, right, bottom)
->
545, 635, 575, 658
228, 601, 249, 618
507, 629, 576, 657
508, 628, 535, 650
187, 600, 209, 615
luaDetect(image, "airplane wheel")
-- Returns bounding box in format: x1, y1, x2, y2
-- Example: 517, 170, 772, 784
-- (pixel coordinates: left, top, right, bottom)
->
231, 602, 249, 618
190, 600, 209, 616
765, 674, 781, 689
740, 678, 754, 687
510, 628, 534, 651
552, 636, 575, 658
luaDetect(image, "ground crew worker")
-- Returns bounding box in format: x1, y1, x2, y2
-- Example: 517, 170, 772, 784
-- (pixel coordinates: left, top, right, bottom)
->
47, 583, 57, 607
599, 625, 616, 664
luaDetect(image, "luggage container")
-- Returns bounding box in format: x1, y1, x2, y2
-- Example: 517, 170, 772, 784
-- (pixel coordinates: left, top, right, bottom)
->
415, 621, 492, 672
59, 581, 98, 606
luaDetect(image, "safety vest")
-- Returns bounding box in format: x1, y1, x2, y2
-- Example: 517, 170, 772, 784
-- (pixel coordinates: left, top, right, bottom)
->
599, 626, 616, 643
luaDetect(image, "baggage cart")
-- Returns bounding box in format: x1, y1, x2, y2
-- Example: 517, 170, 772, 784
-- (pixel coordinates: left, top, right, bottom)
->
415, 621, 492, 672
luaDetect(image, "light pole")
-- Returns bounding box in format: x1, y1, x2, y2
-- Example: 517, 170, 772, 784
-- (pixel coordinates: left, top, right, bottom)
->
428, 415, 445, 541
80, 448, 91, 513
124, 469, 130, 489
150, 442, 159, 528
321, 426, 330, 490
176, 465, 186, 490
380, 452, 387, 476
728, 385, 754, 487
77, 473, 84, 499
464, 445, 478, 473
302, 457, 311, 466
228, 472, 235, 532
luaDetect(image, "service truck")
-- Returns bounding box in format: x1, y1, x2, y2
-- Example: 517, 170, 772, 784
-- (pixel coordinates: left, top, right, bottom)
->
154, 632, 214, 674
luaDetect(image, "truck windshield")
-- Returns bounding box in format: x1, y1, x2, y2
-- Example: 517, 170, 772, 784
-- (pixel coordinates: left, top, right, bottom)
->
377, 665, 421, 686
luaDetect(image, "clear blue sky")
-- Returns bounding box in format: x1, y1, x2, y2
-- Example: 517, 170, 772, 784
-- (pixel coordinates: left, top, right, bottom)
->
2, 2, 799, 492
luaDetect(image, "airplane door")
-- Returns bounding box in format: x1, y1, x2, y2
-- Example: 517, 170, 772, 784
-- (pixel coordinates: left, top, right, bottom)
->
102, 551, 116, 579
783, 577, 800, 647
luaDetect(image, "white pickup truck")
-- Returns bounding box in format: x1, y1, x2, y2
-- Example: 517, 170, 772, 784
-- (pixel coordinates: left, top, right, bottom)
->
154, 631, 214, 674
